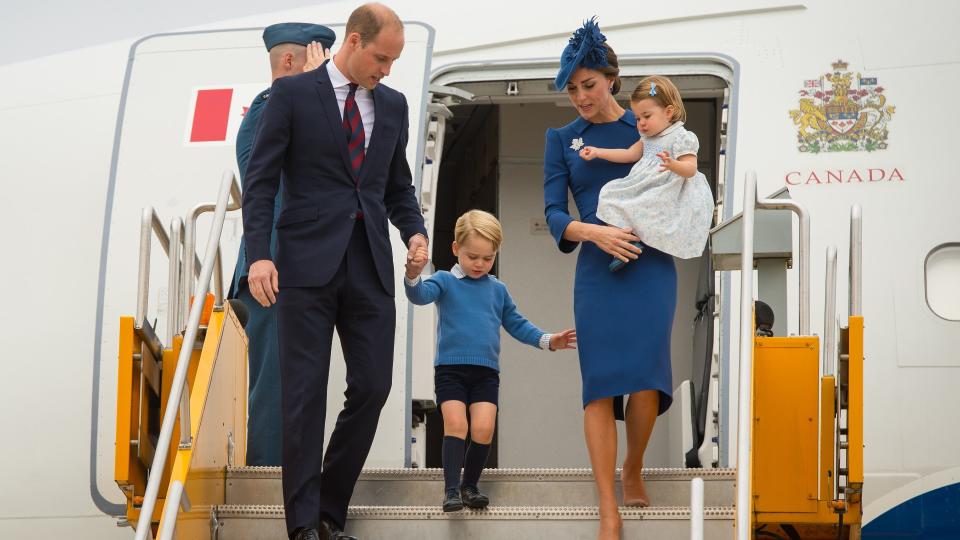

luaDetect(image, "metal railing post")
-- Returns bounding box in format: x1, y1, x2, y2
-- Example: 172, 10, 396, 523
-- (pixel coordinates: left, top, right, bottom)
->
735, 171, 757, 540
213, 247, 224, 309
134, 171, 238, 540
690, 477, 704, 540
849, 205, 862, 317
824, 246, 838, 377
167, 218, 183, 342
137, 208, 171, 330
179, 382, 192, 449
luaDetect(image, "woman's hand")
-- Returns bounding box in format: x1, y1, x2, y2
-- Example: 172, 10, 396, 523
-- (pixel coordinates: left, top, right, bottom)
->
549, 329, 577, 351
588, 224, 642, 263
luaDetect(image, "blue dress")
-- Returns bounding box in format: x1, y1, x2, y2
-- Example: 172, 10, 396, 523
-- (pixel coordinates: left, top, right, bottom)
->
544, 109, 675, 417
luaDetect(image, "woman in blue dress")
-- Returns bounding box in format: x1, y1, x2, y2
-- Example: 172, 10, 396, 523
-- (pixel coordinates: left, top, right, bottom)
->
543, 19, 676, 540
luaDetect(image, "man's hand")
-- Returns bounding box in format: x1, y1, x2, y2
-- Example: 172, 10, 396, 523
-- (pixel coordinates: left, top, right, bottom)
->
549, 329, 577, 351
248, 259, 279, 307
303, 41, 331, 72
405, 246, 429, 280
407, 234, 428, 261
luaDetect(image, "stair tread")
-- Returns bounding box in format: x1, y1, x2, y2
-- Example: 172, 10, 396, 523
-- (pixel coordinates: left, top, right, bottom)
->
216, 504, 735, 520
226, 466, 736, 481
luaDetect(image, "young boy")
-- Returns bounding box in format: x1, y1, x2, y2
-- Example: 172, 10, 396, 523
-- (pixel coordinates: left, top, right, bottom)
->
404, 209, 576, 511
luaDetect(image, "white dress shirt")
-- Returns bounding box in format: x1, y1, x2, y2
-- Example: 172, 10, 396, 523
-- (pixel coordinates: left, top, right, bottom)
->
326, 58, 373, 150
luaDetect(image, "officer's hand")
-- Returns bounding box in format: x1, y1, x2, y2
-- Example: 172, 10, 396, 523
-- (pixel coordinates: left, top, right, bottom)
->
248, 260, 279, 307
303, 41, 331, 72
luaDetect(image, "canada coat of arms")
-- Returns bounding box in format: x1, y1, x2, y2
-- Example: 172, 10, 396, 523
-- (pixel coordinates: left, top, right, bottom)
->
789, 60, 895, 153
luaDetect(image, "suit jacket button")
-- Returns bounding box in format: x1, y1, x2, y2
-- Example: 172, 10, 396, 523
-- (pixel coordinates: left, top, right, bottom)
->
349, 212, 357, 220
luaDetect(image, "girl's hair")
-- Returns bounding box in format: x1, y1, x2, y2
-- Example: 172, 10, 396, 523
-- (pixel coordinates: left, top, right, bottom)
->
630, 75, 686, 123
454, 210, 503, 251
597, 44, 622, 95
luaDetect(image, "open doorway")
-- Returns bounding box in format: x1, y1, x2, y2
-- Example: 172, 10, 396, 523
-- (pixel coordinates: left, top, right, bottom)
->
424, 104, 502, 468
424, 71, 726, 469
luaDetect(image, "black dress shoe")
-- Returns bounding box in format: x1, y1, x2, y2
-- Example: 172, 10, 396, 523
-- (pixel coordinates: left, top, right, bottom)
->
461, 485, 490, 509
442, 488, 464, 512
320, 519, 359, 540
292, 528, 321, 540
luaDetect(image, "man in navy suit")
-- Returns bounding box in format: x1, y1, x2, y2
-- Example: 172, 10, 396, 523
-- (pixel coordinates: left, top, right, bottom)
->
241, 4, 428, 540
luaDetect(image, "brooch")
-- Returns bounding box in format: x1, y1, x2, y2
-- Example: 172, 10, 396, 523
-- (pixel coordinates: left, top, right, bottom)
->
570, 137, 584, 151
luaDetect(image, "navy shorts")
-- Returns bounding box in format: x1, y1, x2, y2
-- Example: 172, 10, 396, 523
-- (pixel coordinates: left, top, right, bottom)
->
434, 365, 500, 406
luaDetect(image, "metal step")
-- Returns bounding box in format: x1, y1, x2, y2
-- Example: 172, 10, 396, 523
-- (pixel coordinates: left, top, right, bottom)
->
226, 467, 736, 508
213, 504, 735, 540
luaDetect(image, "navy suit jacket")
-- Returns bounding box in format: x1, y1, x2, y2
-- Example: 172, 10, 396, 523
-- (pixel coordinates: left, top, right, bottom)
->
242, 61, 427, 296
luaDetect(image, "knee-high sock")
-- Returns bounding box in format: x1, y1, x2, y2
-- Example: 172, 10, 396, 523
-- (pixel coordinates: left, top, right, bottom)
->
442, 436, 466, 491
461, 441, 491, 488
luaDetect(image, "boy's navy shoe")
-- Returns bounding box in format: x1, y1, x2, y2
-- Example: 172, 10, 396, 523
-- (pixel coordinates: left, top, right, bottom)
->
443, 488, 464, 512
461, 485, 490, 509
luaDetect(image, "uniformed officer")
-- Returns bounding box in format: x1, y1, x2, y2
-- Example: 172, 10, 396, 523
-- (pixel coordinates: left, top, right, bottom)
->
229, 22, 336, 466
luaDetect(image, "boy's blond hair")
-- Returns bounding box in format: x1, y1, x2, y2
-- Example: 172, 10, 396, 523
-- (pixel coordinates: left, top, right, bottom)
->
631, 75, 686, 123
454, 210, 503, 251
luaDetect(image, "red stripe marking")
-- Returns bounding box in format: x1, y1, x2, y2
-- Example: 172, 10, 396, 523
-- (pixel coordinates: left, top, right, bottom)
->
190, 89, 233, 142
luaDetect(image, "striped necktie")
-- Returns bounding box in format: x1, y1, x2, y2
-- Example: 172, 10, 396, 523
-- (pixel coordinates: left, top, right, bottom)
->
343, 83, 365, 177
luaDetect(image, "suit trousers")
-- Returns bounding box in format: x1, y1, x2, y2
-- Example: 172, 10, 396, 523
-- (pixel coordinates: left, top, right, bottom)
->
276, 221, 395, 535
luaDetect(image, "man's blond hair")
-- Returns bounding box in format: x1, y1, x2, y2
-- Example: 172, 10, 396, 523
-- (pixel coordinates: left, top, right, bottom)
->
454, 210, 503, 251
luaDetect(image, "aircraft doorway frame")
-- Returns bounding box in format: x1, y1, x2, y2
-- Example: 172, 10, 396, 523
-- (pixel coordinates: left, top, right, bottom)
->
426, 53, 742, 467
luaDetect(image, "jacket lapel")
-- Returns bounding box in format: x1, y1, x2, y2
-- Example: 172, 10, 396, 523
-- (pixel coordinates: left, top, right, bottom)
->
358, 84, 387, 184
314, 61, 357, 183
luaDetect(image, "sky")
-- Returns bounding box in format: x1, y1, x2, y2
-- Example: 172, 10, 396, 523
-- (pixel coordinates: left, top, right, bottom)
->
0, 0, 323, 66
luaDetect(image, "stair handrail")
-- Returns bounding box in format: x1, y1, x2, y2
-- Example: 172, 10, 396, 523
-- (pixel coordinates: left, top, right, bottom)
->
849, 204, 862, 317
735, 171, 811, 540
134, 170, 240, 540
157, 480, 189, 540
180, 178, 242, 330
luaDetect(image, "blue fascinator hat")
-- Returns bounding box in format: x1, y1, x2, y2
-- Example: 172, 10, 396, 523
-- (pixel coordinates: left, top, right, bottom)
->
554, 17, 609, 91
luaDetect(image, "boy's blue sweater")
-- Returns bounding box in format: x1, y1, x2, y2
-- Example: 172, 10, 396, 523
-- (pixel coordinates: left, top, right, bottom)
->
405, 269, 546, 372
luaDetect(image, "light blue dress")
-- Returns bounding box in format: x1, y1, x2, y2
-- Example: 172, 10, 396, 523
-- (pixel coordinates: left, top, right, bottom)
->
596, 122, 714, 259
544, 110, 675, 417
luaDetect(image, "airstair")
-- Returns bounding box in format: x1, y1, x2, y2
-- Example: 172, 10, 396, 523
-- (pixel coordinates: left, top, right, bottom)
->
114, 171, 864, 539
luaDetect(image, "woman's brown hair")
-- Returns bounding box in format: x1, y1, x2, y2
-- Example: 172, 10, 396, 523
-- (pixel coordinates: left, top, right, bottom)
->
596, 44, 622, 94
